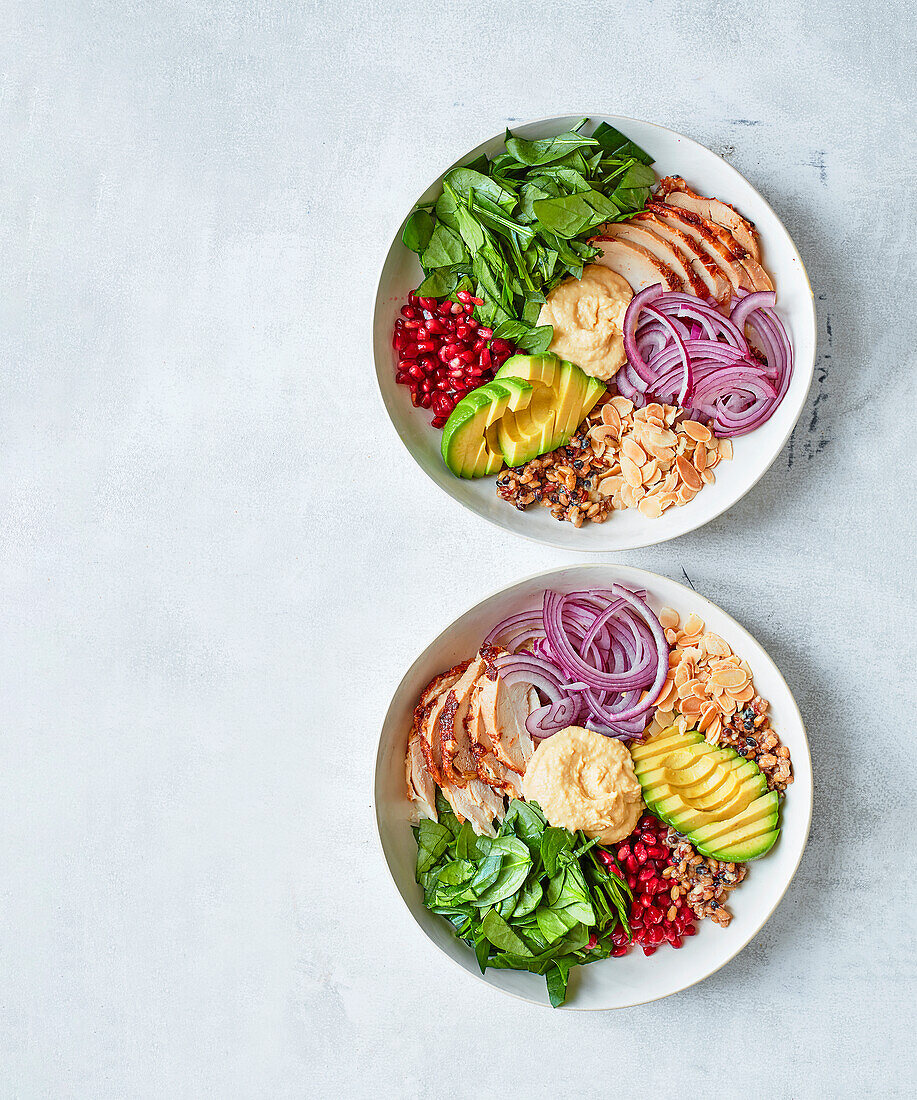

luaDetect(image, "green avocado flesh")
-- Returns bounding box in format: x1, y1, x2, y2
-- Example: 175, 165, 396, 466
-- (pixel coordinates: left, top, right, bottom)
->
440, 378, 533, 478
630, 725, 780, 861
494, 354, 605, 467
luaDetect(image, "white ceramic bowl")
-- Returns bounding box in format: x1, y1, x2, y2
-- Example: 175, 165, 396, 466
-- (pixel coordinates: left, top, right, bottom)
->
373, 115, 816, 551
374, 564, 812, 1009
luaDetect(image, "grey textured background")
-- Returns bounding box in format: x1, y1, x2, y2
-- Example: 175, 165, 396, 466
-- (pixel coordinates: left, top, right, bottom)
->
2, 1, 915, 1096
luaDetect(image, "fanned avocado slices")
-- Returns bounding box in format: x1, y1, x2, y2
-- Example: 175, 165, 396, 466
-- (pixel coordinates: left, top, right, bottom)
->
440, 378, 533, 478
630, 724, 780, 861
494, 353, 604, 467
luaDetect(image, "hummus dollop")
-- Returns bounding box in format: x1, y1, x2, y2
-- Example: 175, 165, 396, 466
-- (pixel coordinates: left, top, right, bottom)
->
537, 264, 633, 381
523, 725, 643, 844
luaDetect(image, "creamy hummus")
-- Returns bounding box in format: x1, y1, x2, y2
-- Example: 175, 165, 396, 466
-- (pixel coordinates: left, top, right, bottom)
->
537, 264, 632, 381
523, 725, 643, 844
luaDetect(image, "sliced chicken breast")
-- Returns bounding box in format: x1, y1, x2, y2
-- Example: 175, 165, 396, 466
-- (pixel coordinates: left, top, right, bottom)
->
406, 726, 438, 822
420, 656, 484, 786
474, 649, 537, 776
440, 777, 504, 837
599, 221, 707, 297
440, 656, 489, 787
591, 237, 682, 292
466, 684, 524, 797
412, 661, 470, 785
646, 202, 753, 297
627, 211, 730, 304
657, 176, 761, 262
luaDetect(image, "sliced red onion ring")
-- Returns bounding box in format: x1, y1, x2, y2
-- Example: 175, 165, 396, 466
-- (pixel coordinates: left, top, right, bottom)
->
616, 286, 793, 437
482, 586, 670, 740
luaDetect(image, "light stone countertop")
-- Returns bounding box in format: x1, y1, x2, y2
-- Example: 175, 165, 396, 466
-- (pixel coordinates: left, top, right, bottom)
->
2, 1, 914, 1096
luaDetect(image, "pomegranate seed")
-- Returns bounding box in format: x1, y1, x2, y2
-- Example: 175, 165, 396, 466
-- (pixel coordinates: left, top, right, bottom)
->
611, 945, 628, 958
415, 341, 434, 353
478, 326, 493, 338
401, 305, 418, 319
401, 343, 420, 360
670, 935, 683, 949
684, 925, 698, 936
648, 926, 664, 946
418, 393, 432, 409
626, 855, 638, 873
478, 349, 492, 369
645, 906, 663, 925
638, 892, 653, 908
648, 846, 667, 861
637, 866, 655, 883
419, 296, 437, 311
642, 945, 658, 956
634, 842, 648, 864
617, 844, 630, 860
626, 874, 637, 889
460, 350, 476, 364
611, 930, 629, 947
629, 917, 643, 930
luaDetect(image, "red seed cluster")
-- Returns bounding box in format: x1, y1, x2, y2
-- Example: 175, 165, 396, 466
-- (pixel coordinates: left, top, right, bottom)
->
392, 290, 517, 428
605, 812, 697, 957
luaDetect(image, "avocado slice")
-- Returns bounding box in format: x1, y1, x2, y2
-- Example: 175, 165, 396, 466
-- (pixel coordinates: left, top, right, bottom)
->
440, 378, 533, 478
497, 386, 558, 467
493, 354, 606, 466
631, 725, 780, 861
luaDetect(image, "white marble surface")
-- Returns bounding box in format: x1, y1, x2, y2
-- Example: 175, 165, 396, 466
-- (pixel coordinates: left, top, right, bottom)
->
2, 1, 915, 1096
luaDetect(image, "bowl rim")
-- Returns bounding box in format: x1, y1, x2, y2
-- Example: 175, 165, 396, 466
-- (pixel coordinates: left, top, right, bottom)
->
371, 112, 817, 553
372, 562, 813, 1009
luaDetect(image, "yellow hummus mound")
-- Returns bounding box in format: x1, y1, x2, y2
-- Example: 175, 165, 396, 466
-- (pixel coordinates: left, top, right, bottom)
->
523, 725, 643, 844
537, 265, 632, 381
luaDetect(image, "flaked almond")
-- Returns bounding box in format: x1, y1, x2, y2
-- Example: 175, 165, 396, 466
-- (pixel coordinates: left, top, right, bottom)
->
718, 438, 733, 460
682, 419, 712, 443
700, 468, 716, 485
683, 612, 705, 636
659, 606, 680, 630
622, 435, 647, 466
610, 396, 634, 416
676, 454, 702, 491
620, 455, 643, 488
638, 494, 663, 518
601, 403, 622, 435
694, 444, 708, 472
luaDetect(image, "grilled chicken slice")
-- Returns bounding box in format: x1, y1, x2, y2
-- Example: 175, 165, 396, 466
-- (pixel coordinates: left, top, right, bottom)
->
406, 726, 438, 822
598, 221, 707, 297
627, 211, 730, 304
474, 648, 537, 775
406, 661, 470, 818
646, 202, 754, 297
440, 657, 490, 787
420, 655, 484, 785
591, 237, 682, 292
440, 777, 504, 837
466, 683, 524, 797
657, 176, 761, 262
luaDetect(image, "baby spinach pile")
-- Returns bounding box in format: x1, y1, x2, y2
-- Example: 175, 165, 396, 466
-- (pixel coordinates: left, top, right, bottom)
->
414, 794, 632, 1007
402, 119, 655, 355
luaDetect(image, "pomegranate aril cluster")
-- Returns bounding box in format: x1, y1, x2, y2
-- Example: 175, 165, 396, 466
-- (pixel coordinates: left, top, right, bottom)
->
392, 290, 517, 428
614, 812, 696, 957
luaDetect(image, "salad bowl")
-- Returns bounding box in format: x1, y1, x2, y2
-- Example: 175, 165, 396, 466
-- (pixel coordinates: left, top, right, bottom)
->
373, 115, 816, 551
373, 564, 812, 1009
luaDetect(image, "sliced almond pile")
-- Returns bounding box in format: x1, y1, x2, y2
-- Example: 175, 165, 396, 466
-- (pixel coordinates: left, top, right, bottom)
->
645, 607, 756, 744
585, 398, 732, 516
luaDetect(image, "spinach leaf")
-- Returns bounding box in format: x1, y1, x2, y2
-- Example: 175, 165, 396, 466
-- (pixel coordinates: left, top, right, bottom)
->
421, 222, 467, 268
436, 858, 475, 887
505, 120, 597, 167
500, 799, 546, 848
546, 959, 572, 1008
467, 845, 504, 895
534, 904, 579, 944
511, 875, 543, 919
592, 121, 654, 165
454, 200, 486, 254
474, 837, 532, 907
414, 819, 453, 877
402, 207, 434, 254
414, 267, 461, 298
481, 908, 533, 956
541, 826, 573, 877
442, 167, 517, 211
